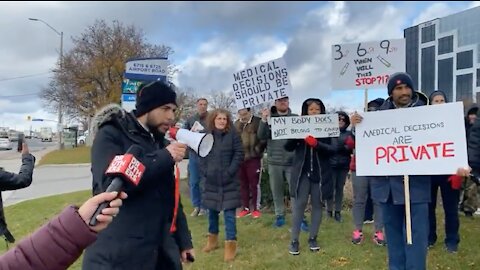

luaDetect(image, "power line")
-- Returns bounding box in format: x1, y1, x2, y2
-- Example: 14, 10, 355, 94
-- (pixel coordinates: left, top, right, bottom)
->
0, 92, 41, 98
0, 72, 53, 83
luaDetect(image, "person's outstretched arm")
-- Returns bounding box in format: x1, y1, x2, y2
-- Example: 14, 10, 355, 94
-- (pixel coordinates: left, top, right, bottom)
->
0, 143, 35, 191
0, 191, 126, 270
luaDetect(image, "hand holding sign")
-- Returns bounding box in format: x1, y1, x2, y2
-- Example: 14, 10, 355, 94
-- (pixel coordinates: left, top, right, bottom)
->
350, 112, 363, 127
190, 121, 205, 133
261, 108, 270, 123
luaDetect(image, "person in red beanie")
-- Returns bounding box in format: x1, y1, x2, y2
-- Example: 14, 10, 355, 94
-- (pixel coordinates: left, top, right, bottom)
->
427, 90, 462, 253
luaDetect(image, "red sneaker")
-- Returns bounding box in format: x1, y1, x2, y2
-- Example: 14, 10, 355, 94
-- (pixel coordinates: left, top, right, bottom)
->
251, 210, 262, 219
236, 208, 251, 218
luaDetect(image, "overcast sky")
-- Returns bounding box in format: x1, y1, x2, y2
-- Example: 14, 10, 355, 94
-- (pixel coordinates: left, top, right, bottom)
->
0, 1, 478, 132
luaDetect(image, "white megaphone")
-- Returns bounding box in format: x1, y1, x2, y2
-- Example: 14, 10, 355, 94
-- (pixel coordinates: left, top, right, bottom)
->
169, 128, 214, 158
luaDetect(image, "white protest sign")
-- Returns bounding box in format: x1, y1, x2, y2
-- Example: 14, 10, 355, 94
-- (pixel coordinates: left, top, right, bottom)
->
331, 39, 405, 90
190, 121, 205, 132
232, 58, 293, 109
271, 114, 340, 140
355, 102, 468, 176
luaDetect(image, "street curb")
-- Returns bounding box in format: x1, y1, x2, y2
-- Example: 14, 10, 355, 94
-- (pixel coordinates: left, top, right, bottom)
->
37, 163, 91, 168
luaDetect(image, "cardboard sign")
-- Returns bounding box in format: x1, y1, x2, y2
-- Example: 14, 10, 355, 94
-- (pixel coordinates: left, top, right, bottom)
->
232, 58, 293, 109
190, 121, 205, 132
331, 39, 405, 90
271, 114, 340, 140
355, 102, 468, 176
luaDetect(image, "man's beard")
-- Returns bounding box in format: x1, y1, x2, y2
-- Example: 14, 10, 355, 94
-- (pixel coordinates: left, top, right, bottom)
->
146, 121, 166, 139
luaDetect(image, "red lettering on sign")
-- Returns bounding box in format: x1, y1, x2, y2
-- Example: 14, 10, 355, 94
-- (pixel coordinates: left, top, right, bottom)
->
375, 142, 456, 165
442, 142, 455, 157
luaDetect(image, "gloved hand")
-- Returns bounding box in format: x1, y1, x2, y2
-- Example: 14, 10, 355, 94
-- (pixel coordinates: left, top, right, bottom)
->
304, 135, 318, 148
448, 175, 463, 190
345, 135, 355, 150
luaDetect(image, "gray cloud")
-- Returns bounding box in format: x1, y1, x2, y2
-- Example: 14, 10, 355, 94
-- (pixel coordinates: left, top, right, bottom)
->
0, 1, 474, 130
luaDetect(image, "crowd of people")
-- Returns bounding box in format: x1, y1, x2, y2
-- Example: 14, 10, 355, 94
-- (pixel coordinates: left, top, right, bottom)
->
1, 71, 479, 270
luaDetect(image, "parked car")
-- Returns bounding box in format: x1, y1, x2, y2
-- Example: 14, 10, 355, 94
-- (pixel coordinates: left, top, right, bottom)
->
0, 138, 13, 150
77, 135, 86, 145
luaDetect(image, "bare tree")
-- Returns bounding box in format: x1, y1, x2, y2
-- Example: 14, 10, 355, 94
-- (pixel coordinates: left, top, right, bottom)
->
174, 86, 198, 123
40, 19, 175, 123
208, 90, 235, 111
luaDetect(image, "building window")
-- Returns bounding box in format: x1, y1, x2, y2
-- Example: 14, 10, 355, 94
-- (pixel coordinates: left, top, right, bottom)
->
438, 36, 453, 55
438, 58, 453, 102
477, 69, 480, 87
456, 73, 473, 102
405, 26, 419, 90
421, 46, 435, 95
457, 50, 473, 70
421, 25, 435, 43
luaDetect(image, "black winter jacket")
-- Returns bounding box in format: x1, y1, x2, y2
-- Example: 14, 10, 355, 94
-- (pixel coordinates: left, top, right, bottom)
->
257, 106, 296, 166
200, 128, 244, 211
329, 111, 353, 169
82, 104, 192, 270
0, 153, 35, 243
284, 98, 338, 200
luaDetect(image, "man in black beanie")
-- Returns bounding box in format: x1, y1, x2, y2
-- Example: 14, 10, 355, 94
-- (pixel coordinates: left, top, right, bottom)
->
83, 80, 195, 270
351, 72, 431, 270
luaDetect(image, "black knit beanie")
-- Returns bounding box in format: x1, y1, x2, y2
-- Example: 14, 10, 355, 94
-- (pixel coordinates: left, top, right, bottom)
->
135, 81, 177, 117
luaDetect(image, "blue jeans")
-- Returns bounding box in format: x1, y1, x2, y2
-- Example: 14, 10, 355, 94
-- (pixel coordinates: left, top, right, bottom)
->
381, 199, 429, 270
188, 154, 202, 208
208, 209, 237, 240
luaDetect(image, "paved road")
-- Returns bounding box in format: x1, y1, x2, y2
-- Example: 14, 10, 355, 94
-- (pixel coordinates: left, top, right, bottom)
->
0, 138, 56, 161
1, 145, 189, 206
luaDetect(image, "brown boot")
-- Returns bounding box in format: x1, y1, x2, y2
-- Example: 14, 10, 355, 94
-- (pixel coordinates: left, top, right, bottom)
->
224, 240, 237, 262
202, 233, 219, 253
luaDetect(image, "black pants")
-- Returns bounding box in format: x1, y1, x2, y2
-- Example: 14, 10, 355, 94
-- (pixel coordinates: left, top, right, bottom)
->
428, 175, 460, 248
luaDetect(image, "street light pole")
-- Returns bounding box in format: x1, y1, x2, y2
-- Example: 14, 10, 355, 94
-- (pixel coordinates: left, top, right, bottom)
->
29, 18, 64, 149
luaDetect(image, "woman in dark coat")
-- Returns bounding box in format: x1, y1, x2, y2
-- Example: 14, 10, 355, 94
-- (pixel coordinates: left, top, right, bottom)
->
285, 98, 338, 255
200, 108, 244, 262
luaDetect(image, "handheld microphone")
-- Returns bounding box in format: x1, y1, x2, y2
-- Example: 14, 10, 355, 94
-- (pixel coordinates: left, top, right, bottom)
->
89, 145, 145, 226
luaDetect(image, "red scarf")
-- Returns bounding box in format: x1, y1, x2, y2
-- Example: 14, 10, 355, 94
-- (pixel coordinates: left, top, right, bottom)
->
169, 164, 180, 233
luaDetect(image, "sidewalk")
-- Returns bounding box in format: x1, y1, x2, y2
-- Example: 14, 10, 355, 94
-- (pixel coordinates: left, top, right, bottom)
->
2, 145, 58, 204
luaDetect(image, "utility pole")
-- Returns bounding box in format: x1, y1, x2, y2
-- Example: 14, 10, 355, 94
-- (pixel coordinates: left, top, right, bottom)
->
29, 18, 64, 149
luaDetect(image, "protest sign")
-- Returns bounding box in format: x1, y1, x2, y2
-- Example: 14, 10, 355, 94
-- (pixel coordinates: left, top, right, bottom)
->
271, 114, 339, 140
331, 39, 405, 90
232, 58, 292, 109
355, 102, 468, 176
